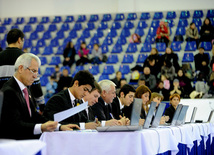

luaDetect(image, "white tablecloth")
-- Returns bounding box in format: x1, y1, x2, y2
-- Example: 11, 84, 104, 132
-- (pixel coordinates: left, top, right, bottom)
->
40, 123, 214, 155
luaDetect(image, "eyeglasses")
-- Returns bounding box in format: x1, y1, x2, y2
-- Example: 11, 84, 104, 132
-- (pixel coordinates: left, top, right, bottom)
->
27, 67, 40, 76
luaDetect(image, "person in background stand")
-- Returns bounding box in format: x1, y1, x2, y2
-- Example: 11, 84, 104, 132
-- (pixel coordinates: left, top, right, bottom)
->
76, 42, 91, 66
154, 80, 170, 101
91, 44, 103, 65
111, 71, 122, 89
200, 18, 214, 43
155, 21, 170, 47
57, 68, 72, 92
63, 41, 76, 67
45, 75, 58, 99
186, 22, 200, 48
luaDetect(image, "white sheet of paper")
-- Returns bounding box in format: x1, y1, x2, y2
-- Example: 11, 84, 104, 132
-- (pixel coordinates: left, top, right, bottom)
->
54, 101, 88, 122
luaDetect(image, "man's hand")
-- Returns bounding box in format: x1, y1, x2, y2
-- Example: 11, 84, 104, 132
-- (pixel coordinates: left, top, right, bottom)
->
139, 119, 145, 126
105, 119, 119, 126
119, 115, 130, 126
41, 121, 58, 132
85, 122, 100, 129
60, 124, 80, 131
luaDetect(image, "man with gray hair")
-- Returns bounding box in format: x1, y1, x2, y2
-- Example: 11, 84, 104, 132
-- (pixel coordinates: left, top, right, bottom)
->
91, 80, 122, 126
0, 53, 79, 140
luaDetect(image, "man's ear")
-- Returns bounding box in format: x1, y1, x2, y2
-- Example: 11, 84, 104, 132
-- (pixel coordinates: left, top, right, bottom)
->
18, 37, 22, 44
120, 92, 124, 98
73, 80, 79, 87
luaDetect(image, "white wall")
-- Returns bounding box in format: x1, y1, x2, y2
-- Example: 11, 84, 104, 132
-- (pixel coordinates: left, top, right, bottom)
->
0, 0, 214, 18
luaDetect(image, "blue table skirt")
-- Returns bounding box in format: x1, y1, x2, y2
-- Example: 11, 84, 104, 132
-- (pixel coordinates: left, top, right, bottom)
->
158, 135, 214, 155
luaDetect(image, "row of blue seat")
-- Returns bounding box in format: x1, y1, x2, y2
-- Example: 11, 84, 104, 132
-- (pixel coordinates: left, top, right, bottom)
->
1, 10, 214, 26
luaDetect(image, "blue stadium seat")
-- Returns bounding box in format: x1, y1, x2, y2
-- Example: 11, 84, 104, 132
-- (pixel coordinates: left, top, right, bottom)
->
98, 75, 110, 81
77, 15, 86, 22
120, 28, 131, 37
200, 42, 212, 51
89, 14, 99, 22
107, 29, 117, 38
81, 29, 91, 38
111, 21, 121, 30
182, 53, 194, 62
30, 47, 40, 55
0, 26, 7, 33
185, 41, 197, 51
64, 16, 74, 23
106, 55, 119, 64
148, 27, 157, 36
97, 22, 108, 30
167, 19, 175, 27
60, 23, 70, 31
207, 10, 214, 18
49, 56, 61, 65
85, 22, 95, 30
11, 25, 19, 29
126, 43, 137, 53
101, 44, 109, 54
42, 46, 53, 55
136, 54, 148, 63
156, 43, 166, 52
60, 66, 71, 74
145, 35, 155, 44
180, 11, 190, 19
15, 17, 25, 25
119, 65, 130, 74
102, 65, 115, 75
112, 44, 123, 53
192, 18, 202, 27
52, 16, 62, 23
39, 57, 48, 65
44, 67, 55, 76
50, 38, 59, 47
135, 28, 144, 37
88, 66, 99, 75
140, 13, 150, 20
2, 18, 12, 25
56, 30, 65, 39
35, 24, 45, 32
127, 13, 137, 21
72, 66, 84, 77
209, 18, 214, 26
178, 19, 188, 27
153, 12, 163, 20
116, 36, 127, 45
73, 22, 82, 31
40, 76, 49, 87
47, 24, 57, 32
23, 24, 32, 33
102, 14, 112, 22
175, 27, 186, 36
114, 13, 125, 21
23, 39, 32, 49
94, 30, 104, 38
87, 44, 93, 53
62, 37, 72, 47
89, 36, 100, 45
193, 10, 203, 18
0, 40, 7, 50
103, 36, 113, 45
56, 46, 64, 55
137, 20, 148, 29
27, 17, 37, 24
140, 43, 152, 52
124, 21, 134, 29
166, 11, 176, 19
42, 31, 52, 40
151, 20, 160, 28
36, 38, 46, 47
170, 41, 181, 52
68, 30, 77, 39
122, 54, 134, 63
40, 17, 50, 24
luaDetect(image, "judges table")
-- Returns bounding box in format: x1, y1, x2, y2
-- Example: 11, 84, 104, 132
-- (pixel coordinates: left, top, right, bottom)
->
40, 123, 214, 155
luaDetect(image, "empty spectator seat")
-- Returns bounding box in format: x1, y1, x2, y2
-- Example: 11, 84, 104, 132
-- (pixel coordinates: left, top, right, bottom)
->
40, 76, 49, 87
140, 13, 150, 20
119, 65, 130, 74
170, 41, 181, 52
101, 44, 109, 54
127, 13, 137, 21
114, 13, 125, 21
102, 14, 112, 22
166, 11, 176, 19
40, 17, 50, 24
73, 22, 82, 31
49, 56, 61, 65
184, 41, 197, 51
153, 12, 163, 20
52, 16, 62, 23
193, 10, 204, 18
23, 39, 32, 49
135, 28, 144, 37
182, 53, 194, 62
64, 16, 74, 23
156, 42, 166, 52
102, 65, 115, 75
23, 24, 32, 33
111, 21, 121, 30
30, 47, 40, 55
207, 10, 214, 18
50, 38, 59, 47
15, 17, 25, 25
56, 46, 64, 55
42, 46, 53, 55
36, 38, 46, 47
112, 44, 123, 53
77, 15, 86, 22
136, 54, 148, 63
180, 11, 190, 19
126, 43, 138, 53
122, 54, 134, 63
178, 19, 188, 27
39, 57, 48, 65
192, 18, 202, 27
106, 55, 119, 64
200, 42, 212, 51
124, 21, 134, 29
98, 74, 110, 81
116, 36, 127, 45
44, 67, 55, 76
85, 22, 95, 30
28, 17, 37, 24
47, 24, 57, 32
88, 65, 99, 75
140, 43, 152, 52
89, 14, 99, 22
137, 20, 148, 29
60, 23, 70, 31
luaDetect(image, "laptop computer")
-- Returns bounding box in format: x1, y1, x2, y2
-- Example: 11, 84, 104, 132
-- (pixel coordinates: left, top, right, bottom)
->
207, 110, 214, 123
175, 105, 189, 126
96, 98, 143, 132
185, 107, 197, 124
142, 101, 157, 129
151, 103, 166, 128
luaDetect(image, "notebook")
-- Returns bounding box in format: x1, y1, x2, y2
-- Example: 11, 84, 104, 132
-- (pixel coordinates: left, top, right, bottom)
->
151, 103, 166, 128
96, 98, 143, 132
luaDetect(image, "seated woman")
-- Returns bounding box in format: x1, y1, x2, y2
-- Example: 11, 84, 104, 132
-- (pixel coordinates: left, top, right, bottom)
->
76, 42, 91, 66
161, 59, 175, 82
63, 41, 76, 67
164, 93, 180, 123
186, 22, 200, 48
155, 21, 170, 47
200, 18, 214, 43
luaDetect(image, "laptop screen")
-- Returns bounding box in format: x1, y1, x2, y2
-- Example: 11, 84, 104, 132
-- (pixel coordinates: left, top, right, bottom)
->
151, 103, 166, 128
176, 105, 189, 126
171, 104, 183, 126
130, 98, 142, 126
143, 102, 156, 129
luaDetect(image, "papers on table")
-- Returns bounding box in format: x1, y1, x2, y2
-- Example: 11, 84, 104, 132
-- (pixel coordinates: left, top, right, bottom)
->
54, 101, 88, 122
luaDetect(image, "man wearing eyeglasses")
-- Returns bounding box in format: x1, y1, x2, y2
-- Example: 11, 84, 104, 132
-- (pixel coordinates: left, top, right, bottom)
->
0, 53, 80, 140
0, 29, 45, 112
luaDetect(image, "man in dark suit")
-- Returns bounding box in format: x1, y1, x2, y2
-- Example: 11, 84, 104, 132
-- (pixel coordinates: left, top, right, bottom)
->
0, 53, 79, 140
112, 84, 136, 119
43, 70, 100, 129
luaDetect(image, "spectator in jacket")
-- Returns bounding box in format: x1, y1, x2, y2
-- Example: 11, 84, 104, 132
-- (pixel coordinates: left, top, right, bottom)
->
155, 21, 170, 47
139, 67, 156, 91
63, 41, 76, 67
76, 42, 91, 66
186, 22, 200, 48
161, 59, 175, 81
91, 44, 103, 64
200, 18, 214, 43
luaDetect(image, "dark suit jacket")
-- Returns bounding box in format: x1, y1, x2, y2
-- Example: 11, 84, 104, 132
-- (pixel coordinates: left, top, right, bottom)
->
112, 97, 123, 119
43, 89, 82, 125
91, 97, 112, 121
81, 107, 95, 122
0, 77, 47, 140
164, 105, 175, 123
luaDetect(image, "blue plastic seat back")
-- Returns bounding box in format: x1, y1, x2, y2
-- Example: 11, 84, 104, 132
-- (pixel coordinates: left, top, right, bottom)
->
126, 43, 137, 53
23, 24, 32, 33
44, 67, 55, 76
11, 25, 19, 30
151, 20, 160, 28
42, 31, 52, 40
127, 13, 137, 21
200, 42, 212, 51
0, 26, 6, 33
40, 76, 49, 87
103, 36, 113, 45
145, 35, 155, 44
176, 27, 186, 36
116, 36, 127, 45
49, 56, 61, 65
39, 57, 48, 65
88, 66, 99, 75
98, 75, 110, 81
15, 17, 25, 25
89, 14, 99, 22
137, 20, 148, 29
64, 16, 74, 23
94, 30, 104, 38
52, 16, 62, 23
68, 30, 77, 39
167, 19, 175, 27
182, 53, 194, 62
193, 10, 204, 18
77, 15, 86, 22
124, 21, 134, 29
50, 38, 59, 47
60, 23, 70, 31
140, 13, 150, 20
137, 54, 148, 63
166, 11, 176, 19
56, 30, 65, 39
2, 18, 13, 25
28, 17, 37, 24
114, 13, 125, 21
48, 24, 57, 32
207, 10, 214, 18
0, 40, 7, 50
122, 54, 134, 63
119, 65, 130, 74
56, 46, 64, 55
85, 22, 95, 30
111, 21, 121, 30
72, 66, 84, 77
107, 29, 117, 38
101, 44, 109, 54
184, 41, 197, 51
30, 47, 40, 55
148, 27, 157, 36
192, 18, 202, 27
23, 39, 32, 49
102, 65, 115, 75
73, 22, 82, 31
106, 55, 119, 64
40, 17, 50, 24
140, 43, 152, 52
102, 14, 112, 22
170, 41, 181, 52
156, 42, 166, 52
153, 12, 163, 20
112, 44, 123, 53
42, 46, 53, 55
36, 38, 46, 47
120, 28, 131, 37
90, 36, 100, 45
81, 29, 91, 38
35, 24, 45, 32
180, 11, 190, 19
60, 66, 71, 74
178, 19, 188, 27
98, 22, 108, 30
135, 28, 144, 37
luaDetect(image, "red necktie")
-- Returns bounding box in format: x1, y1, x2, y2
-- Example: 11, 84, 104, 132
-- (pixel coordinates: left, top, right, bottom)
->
23, 88, 32, 116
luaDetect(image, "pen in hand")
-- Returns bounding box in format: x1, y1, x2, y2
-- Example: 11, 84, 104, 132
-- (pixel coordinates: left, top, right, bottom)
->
110, 113, 114, 119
